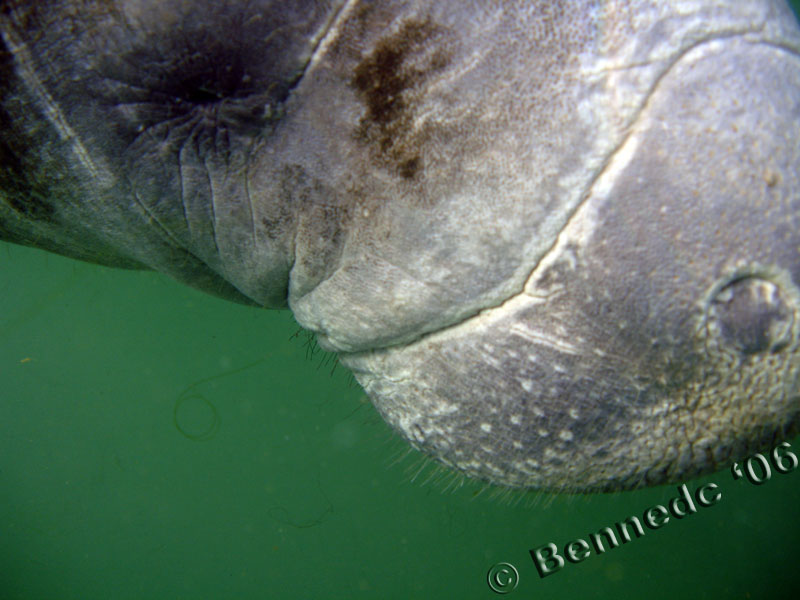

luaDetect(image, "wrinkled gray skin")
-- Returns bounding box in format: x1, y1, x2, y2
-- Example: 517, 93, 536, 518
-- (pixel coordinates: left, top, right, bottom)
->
3, 0, 800, 492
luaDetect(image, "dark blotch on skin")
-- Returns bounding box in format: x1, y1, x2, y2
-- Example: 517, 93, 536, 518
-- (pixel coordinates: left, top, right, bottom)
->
351, 21, 426, 127
350, 18, 449, 181
398, 155, 421, 179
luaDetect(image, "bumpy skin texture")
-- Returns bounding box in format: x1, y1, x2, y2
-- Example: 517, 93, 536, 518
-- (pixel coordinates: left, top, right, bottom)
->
2, 0, 800, 491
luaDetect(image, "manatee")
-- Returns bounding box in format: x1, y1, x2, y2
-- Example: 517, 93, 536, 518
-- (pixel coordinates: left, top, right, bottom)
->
2, 0, 800, 492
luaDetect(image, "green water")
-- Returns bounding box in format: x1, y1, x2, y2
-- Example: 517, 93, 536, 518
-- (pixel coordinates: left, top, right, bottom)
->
4, 245, 800, 600
4, 4, 800, 598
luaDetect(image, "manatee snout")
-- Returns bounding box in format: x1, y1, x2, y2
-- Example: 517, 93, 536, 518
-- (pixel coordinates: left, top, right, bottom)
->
2, 0, 800, 492
341, 23, 800, 492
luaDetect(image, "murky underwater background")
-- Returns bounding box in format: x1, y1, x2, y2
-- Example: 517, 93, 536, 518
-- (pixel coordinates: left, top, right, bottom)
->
3, 3, 800, 597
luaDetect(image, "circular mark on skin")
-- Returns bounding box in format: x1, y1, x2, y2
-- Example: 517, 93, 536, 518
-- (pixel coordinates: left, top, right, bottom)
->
174, 393, 221, 441
706, 275, 795, 355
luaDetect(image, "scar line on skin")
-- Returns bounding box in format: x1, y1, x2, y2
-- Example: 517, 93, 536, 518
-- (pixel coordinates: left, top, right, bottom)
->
0, 26, 112, 187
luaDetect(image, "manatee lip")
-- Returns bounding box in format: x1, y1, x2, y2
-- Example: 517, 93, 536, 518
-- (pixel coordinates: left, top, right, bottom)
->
343, 265, 800, 493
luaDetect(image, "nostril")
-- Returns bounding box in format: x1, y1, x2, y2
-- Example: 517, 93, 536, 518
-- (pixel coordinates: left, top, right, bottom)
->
706, 276, 795, 355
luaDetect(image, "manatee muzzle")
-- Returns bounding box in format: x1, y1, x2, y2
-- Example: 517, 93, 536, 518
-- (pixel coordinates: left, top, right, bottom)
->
333, 37, 800, 491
